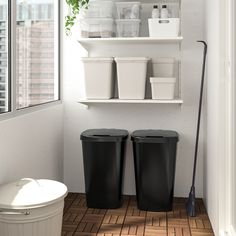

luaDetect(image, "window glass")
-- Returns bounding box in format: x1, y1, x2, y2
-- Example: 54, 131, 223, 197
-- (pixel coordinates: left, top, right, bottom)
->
0, 0, 9, 114
16, 0, 59, 109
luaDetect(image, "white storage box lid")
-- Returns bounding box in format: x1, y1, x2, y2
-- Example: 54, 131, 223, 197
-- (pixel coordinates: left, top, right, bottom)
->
116, 2, 141, 6
115, 19, 141, 24
87, 0, 113, 6
88, 0, 113, 5
0, 178, 68, 210
150, 77, 176, 83
81, 57, 114, 63
115, 57, 149, 63
79, 18, 114, 24
80, 18, 113, 22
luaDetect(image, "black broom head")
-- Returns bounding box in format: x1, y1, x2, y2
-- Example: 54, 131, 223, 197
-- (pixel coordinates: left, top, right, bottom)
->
186, 186, 196, 217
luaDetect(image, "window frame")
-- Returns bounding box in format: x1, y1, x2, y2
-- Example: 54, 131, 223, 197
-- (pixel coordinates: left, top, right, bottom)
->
0, 0, 61, 120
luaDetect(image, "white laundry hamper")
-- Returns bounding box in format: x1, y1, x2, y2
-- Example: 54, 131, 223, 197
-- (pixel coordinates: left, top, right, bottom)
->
0, 178, 68, 236
115, 57, 149, 99
81, 57, 114, 99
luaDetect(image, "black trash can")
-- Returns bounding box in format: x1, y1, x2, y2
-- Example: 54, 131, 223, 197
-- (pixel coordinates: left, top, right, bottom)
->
131, 130, 179, 212
80, 129, 128, 209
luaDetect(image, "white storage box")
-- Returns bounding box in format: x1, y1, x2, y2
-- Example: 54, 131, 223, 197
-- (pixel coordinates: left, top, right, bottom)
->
79, 18, 114, 38
81, 1, 114, 18
115, 57, 149, 99
150, 77, 176, 99
81, 57, 114, 99
0, 178, 68, 236
116, 2, 141, 19
148, 18, 180, 37
152, 58, 175, 77
116, 19, 140, 37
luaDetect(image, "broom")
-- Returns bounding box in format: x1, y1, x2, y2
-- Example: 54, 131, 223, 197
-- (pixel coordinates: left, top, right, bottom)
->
186, 41, 208, 217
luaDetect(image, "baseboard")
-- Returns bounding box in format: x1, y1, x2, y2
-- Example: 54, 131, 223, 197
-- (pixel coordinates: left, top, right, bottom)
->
220, 230, 229, 236
220, 226, 236, 236
229, 226, 236, 236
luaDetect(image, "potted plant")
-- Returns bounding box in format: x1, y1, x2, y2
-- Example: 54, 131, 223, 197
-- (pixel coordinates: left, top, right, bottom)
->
65, 0, 90, 35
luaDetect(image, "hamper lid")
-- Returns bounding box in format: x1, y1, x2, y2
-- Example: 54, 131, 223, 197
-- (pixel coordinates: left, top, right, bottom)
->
131, 130, 179, 142
81, 57, 114, 63
115, 57, 149, 63
0, 178, 68, 210
81, 129, 129, 142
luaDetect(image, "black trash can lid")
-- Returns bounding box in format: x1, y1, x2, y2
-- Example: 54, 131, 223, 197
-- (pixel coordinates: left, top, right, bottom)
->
81, 129, 129, 142
131, 130, 179, 142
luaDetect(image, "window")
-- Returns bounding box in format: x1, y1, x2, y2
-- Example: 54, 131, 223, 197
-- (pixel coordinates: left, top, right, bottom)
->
16, 0, 59, 109
0, 0, 59, 114
0, 0, 9, 114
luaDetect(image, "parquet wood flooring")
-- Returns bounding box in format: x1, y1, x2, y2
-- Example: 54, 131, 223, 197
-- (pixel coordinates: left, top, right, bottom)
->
62, 193, 214, 236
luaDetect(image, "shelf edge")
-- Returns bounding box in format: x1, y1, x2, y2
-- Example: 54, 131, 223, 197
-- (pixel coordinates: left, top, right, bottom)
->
78, 99, 184, 105
77, 36, 184, 44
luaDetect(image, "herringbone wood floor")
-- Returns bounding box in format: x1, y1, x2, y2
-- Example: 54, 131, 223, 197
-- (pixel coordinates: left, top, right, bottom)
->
62, 193, 214, 236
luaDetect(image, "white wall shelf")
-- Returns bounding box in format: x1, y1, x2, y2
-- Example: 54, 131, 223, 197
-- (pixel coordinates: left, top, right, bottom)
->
78, 99, 183, 108
139, 0, 180, 2
77, 37, 183, 47
77, 2, 183, 108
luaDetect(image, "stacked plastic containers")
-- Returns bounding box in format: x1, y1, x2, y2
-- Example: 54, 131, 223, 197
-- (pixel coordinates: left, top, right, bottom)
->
79, 1, 115, 99
115, 2, 141, 37
79, 1, 114, 38
150, 58, 176, 99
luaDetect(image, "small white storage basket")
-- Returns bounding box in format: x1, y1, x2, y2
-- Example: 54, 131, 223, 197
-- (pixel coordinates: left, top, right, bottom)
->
0, 178, 68, 236
116, 2, 141, 19
152, 58, 175, 77
116, 19, 140, 37
150, 77, 176, 100
115, 57, 149, 99
81, 57, 114, 99
81, 1, 114, 18
148, 18, 180, 37
79, 18, 114, 38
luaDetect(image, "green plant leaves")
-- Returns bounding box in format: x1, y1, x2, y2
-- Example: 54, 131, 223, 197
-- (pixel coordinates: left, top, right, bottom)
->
65, 0, 90, 35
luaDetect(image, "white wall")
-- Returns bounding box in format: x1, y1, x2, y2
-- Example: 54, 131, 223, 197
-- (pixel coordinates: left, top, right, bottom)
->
62, 0, 205, 197
203, 0, 220, 235
0, 105, 64, 185
203, 0, 236, 234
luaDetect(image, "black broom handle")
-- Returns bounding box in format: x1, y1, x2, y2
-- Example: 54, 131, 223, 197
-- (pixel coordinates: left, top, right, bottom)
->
192, 41, 208, 187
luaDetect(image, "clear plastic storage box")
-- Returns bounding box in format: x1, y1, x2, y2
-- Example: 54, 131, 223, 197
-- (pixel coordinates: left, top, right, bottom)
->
81, 1, 114, 18
116, 19, 140, 37
79, 18, 114, 38
116, 2, 141, 19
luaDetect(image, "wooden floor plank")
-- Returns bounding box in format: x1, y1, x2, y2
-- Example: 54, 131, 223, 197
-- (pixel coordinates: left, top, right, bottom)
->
62, 194, 214, 236
145, 225, 167, 235
99, 223, 123, 234
167, 198, 191, 236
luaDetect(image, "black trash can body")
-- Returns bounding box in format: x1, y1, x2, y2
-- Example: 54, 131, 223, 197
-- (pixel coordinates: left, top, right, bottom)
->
131, 130, 179, 212
81, 129, 128, 209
